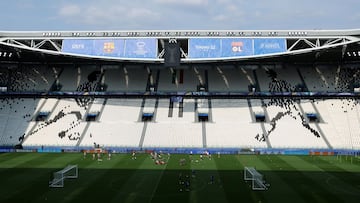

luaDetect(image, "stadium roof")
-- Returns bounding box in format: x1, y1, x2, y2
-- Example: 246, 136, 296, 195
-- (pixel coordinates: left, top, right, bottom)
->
0, 29, 360, 64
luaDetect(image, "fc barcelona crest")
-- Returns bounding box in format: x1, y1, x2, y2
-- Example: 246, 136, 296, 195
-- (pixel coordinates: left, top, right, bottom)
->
103, 42, 115, 53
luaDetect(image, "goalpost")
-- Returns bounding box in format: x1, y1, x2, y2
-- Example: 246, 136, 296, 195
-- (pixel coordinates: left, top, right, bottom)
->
244, 167, 269, 190
49, 165, 78, 188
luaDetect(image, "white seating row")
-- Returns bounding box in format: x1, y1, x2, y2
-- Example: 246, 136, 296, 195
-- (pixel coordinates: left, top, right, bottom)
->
0, 98, 359, 150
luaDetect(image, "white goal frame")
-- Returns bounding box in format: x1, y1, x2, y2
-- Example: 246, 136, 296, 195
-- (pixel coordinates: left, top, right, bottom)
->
244, 167, 268, 190
49, 165, 78, 188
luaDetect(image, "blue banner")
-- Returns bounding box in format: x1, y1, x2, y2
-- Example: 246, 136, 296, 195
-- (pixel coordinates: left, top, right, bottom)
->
62, 39, 94, 55
188, 38, 287, 59
124, 38, 157, 58
62, 39, 157, 59
188, 38, 221, 58
93, 39, 125, 57
189, 38, 254, 58
254, 38, 287, 55
221, 38, 253, 57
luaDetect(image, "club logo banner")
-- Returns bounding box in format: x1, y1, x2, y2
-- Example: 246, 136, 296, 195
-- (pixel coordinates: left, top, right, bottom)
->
188, 38, 286, 59
254, 38, 287, 55
124, 39, 157, 58
62, 39, 94, 55
221, 38, 253, 57
62, 39, 157, 59
93, 39, 125, 57
188, 38, 222, 58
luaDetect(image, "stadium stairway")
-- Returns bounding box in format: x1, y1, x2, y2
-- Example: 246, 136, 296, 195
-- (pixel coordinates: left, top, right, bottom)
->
152, 99, 159, 121
298, 102, 333, 149
200, 98, 212, 148
260, 99, 271, 149
296, 67, 309, 91
204, 69, 209, 92
20, 100, 43, 143
49, 67, 64, 91
178, 100, 183, 117
95, 99, 107, 121
22, 98, 60, 144
138, 98, 159, 148
168, 100, 174, 117
252, 69, 261, 92
154, 70, 160, 92
309, 101, 333, 149
76, 98, 107, 147
248, 99, 272, 148
261, 99, 270, 123
137, 98, 147, 122
75, 103, 94, 147
138, 122, 148, 148
199, 98, 213, 148
247, 99, 256, 123
194, 98, 199, 122
260, 121, 272, 148
202, 122, 207, 148
207, 99, 213, 122
95, 69, 106, 91
145, 69, 153, 91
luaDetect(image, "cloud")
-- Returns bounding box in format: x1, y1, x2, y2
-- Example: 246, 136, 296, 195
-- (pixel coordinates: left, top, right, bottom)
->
57, 2, 160, 28
6, 0, 355, 31
155, 0, 208, 6
59, 4, 81, 17
128, 7, 160, 19
212, 14, 228, 22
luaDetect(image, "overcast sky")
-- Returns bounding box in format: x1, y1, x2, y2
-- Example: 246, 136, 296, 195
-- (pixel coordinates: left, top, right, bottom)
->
0, 0, 359, 31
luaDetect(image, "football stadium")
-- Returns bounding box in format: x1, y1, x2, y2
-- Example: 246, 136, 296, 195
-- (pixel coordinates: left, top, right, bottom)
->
0, 29, 360, 202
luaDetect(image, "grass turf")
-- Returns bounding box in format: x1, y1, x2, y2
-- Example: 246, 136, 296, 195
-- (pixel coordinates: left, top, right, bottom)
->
0, 153, 360, 203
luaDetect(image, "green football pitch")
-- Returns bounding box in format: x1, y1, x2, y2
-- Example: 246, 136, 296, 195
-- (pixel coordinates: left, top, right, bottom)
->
0, 152, 360, 203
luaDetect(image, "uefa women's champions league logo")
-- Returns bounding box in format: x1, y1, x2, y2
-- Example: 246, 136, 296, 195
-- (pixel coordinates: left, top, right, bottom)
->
134, 41, 148, 55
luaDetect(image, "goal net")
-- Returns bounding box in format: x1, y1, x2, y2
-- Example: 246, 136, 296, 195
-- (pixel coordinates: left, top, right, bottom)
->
49, 165, 78, 188
244, 167, 268, 190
